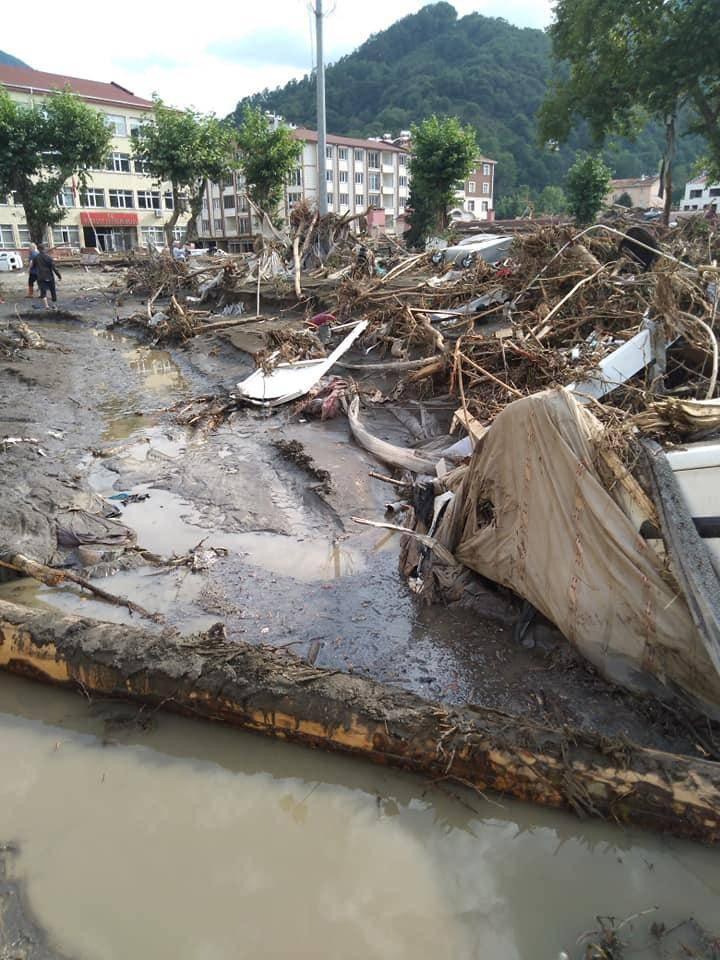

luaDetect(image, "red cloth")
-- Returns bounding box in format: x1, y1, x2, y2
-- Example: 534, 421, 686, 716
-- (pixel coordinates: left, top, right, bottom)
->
308, 312, 336, 327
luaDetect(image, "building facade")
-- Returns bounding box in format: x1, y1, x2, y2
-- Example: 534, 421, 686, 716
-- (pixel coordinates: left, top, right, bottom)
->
197, 127, 410, 251
452, 157, 496, 221
606, 175, 663, 210
0, 65, 189, 254
681, 174, 720, 212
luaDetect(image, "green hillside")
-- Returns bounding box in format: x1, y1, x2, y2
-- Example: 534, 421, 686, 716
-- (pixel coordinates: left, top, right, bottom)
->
0, 50, 29, 68
232, 2, 704, 202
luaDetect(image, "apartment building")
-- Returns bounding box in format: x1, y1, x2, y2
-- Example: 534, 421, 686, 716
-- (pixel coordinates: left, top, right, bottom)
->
681, 174, 720, 212
454, 157, 496, 220
0, 65, 190, 254
197, 126, 410, 251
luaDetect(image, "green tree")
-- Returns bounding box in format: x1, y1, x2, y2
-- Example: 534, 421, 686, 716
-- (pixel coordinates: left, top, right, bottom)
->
539, 0, 720, 224
615, 191, 633, 208
406, 115, 477, 246
133, 98, 236, 245
537, 184, 567, 214
495, 186, 534, 220
235, 107, 302, 219
565, 152, 612, 224
0, 88, 111, 243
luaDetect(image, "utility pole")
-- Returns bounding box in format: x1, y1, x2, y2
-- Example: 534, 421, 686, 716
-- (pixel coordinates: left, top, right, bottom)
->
315, 0, 328, 216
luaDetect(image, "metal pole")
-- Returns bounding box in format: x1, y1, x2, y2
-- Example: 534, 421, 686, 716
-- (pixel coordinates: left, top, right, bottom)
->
315, 0, 328, 216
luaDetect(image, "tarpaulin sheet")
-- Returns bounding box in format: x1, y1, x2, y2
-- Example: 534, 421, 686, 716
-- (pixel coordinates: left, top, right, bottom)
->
432, 388, 720, 713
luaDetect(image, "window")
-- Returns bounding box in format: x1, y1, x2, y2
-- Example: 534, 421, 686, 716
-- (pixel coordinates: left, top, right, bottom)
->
172, 227, 185, 241
467, 200, 475, 212
105, 113, 127, 136
214, 218, 222, 232
127, 118, 141, 137
0, 224, 14, 248
684, 204, 691, 211
223, 194, 235, 209
369, 193, 381, 207
52, 225, 81, 246
339, 193, 349, 206
399, 154, 407, 167
398, 175, 407, 188
141, 226, 165, 245
710, 188, 720, 197
326, 145, 334, 159
81, 188, 105, 207
201, 219, 210, 233
137, 190, 161, 209
482, 163, 491, 176
381, 151, 392, 165
368, 151, 380, 168
220, 176, 234, 191
482, 182, 490, 194
338, 147, 348, 160
355, 193, 365, 207
354, 172, 364, 185
238, 217, 250, 234
287, 191, 302, 205
288, 168, 302, 186
468, 181, 476, 194
134, 158, 151, 175
17, 225, 30, 245
109, 189, 134, 208
368, 173, 380, 190
57, 186, 75, 207
106, 152, 131, 173
339, 171, 348, 183
326, 192, 334, 206
481, 201, 488, 212
164, 192, 175, 209
326, 169, 334, 182
690, 189, 703, 198
354, 149, 364, 162
237, 195, 248, 212
212, 198, 220, 210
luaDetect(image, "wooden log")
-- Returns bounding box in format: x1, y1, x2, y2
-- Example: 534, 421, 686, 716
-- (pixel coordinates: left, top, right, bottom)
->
1, 599, 719, 843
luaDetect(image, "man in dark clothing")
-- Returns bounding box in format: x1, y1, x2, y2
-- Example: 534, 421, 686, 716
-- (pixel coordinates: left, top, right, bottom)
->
35, 244, 62, 310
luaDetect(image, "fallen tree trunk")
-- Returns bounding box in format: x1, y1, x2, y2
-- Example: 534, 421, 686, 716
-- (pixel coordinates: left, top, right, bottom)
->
1, 600, 719, 843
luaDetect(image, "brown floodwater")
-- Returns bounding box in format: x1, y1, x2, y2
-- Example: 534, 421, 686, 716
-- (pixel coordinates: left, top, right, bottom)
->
0, 673, 718, 960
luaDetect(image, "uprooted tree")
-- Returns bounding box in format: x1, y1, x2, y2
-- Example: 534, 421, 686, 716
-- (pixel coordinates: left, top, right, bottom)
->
539, 0, 720, 226
132, 98, 237, 246
405, 115, 477, 247
0, 88, 112, 244
234, 106, 302, 222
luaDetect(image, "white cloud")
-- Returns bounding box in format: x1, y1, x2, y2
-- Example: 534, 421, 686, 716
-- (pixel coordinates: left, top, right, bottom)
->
3, 0, 553, 116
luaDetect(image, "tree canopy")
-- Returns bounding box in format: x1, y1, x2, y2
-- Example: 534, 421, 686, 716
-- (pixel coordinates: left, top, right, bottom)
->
235, 107, 302, 218
0, 88, 111, 242
405, 115, 476, 246
565, 153, 612, 225
132, 99, 236, 244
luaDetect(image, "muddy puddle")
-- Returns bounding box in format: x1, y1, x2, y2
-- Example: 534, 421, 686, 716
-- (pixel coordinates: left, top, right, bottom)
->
0, 673, 719, 960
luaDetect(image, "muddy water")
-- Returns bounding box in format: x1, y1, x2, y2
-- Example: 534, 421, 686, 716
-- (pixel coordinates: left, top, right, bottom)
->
0, 674, 718, 960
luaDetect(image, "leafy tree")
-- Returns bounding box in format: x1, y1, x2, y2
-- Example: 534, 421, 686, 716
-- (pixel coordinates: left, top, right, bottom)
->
539, 0, 720, 224
537, 185, 567, 214
406, 115, 476, 246
616, 191, 633, 208
133, 98, 236, 245
0, 88, 111, 243
565, 152, 612, 224
235, 107, 302, 219
495, 186, 534, 220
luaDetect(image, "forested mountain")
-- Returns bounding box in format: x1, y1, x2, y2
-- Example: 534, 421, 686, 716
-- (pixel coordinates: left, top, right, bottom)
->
0, 51, 29, 68
232, 2, 704, 203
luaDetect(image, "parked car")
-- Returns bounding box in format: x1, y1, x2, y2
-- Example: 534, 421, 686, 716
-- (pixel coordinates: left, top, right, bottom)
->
0, 251, 23, 272
431, 234, 513, 269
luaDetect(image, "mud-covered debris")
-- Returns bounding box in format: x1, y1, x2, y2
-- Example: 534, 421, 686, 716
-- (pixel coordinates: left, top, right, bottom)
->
272, 438, 332, 494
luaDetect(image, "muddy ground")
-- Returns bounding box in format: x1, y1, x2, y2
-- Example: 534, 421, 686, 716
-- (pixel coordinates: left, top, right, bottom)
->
0, 265, 705, 756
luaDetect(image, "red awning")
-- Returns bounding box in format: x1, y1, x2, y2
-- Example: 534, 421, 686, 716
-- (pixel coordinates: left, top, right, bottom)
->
80, 212, 138, 227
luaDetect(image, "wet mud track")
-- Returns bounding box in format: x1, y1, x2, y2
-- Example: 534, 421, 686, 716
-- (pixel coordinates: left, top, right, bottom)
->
0, 270, 703, 755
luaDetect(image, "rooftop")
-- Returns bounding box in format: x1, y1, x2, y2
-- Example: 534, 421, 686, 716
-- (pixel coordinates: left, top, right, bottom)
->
0, 64, 154, 110
292, 128, 405, 153
610, 176, 661, 188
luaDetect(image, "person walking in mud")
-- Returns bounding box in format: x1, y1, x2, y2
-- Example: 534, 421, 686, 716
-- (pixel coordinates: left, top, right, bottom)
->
26, 242, 39, 298
34, 243, 62, 310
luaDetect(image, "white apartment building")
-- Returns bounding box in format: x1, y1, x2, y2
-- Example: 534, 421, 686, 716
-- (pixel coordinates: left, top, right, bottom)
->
0, 65, 190, 254
197, 126, 410, 251
681, 174, 720, 212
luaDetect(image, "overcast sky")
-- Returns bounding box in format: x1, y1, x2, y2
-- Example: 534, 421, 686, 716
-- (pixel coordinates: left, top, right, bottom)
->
5, 0, 553, 117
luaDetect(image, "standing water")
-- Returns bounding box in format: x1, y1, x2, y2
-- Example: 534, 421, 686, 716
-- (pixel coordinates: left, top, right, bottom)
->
0, 674, 718, 960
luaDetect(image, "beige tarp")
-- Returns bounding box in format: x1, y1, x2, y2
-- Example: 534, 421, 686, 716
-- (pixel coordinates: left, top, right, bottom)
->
429, 388, 720, 713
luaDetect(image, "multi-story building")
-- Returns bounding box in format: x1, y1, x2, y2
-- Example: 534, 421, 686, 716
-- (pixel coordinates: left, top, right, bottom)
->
453, 157, 496, 221
197, 125, 411, 251
681, 174, 720, 213
0, 65, 190, 254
